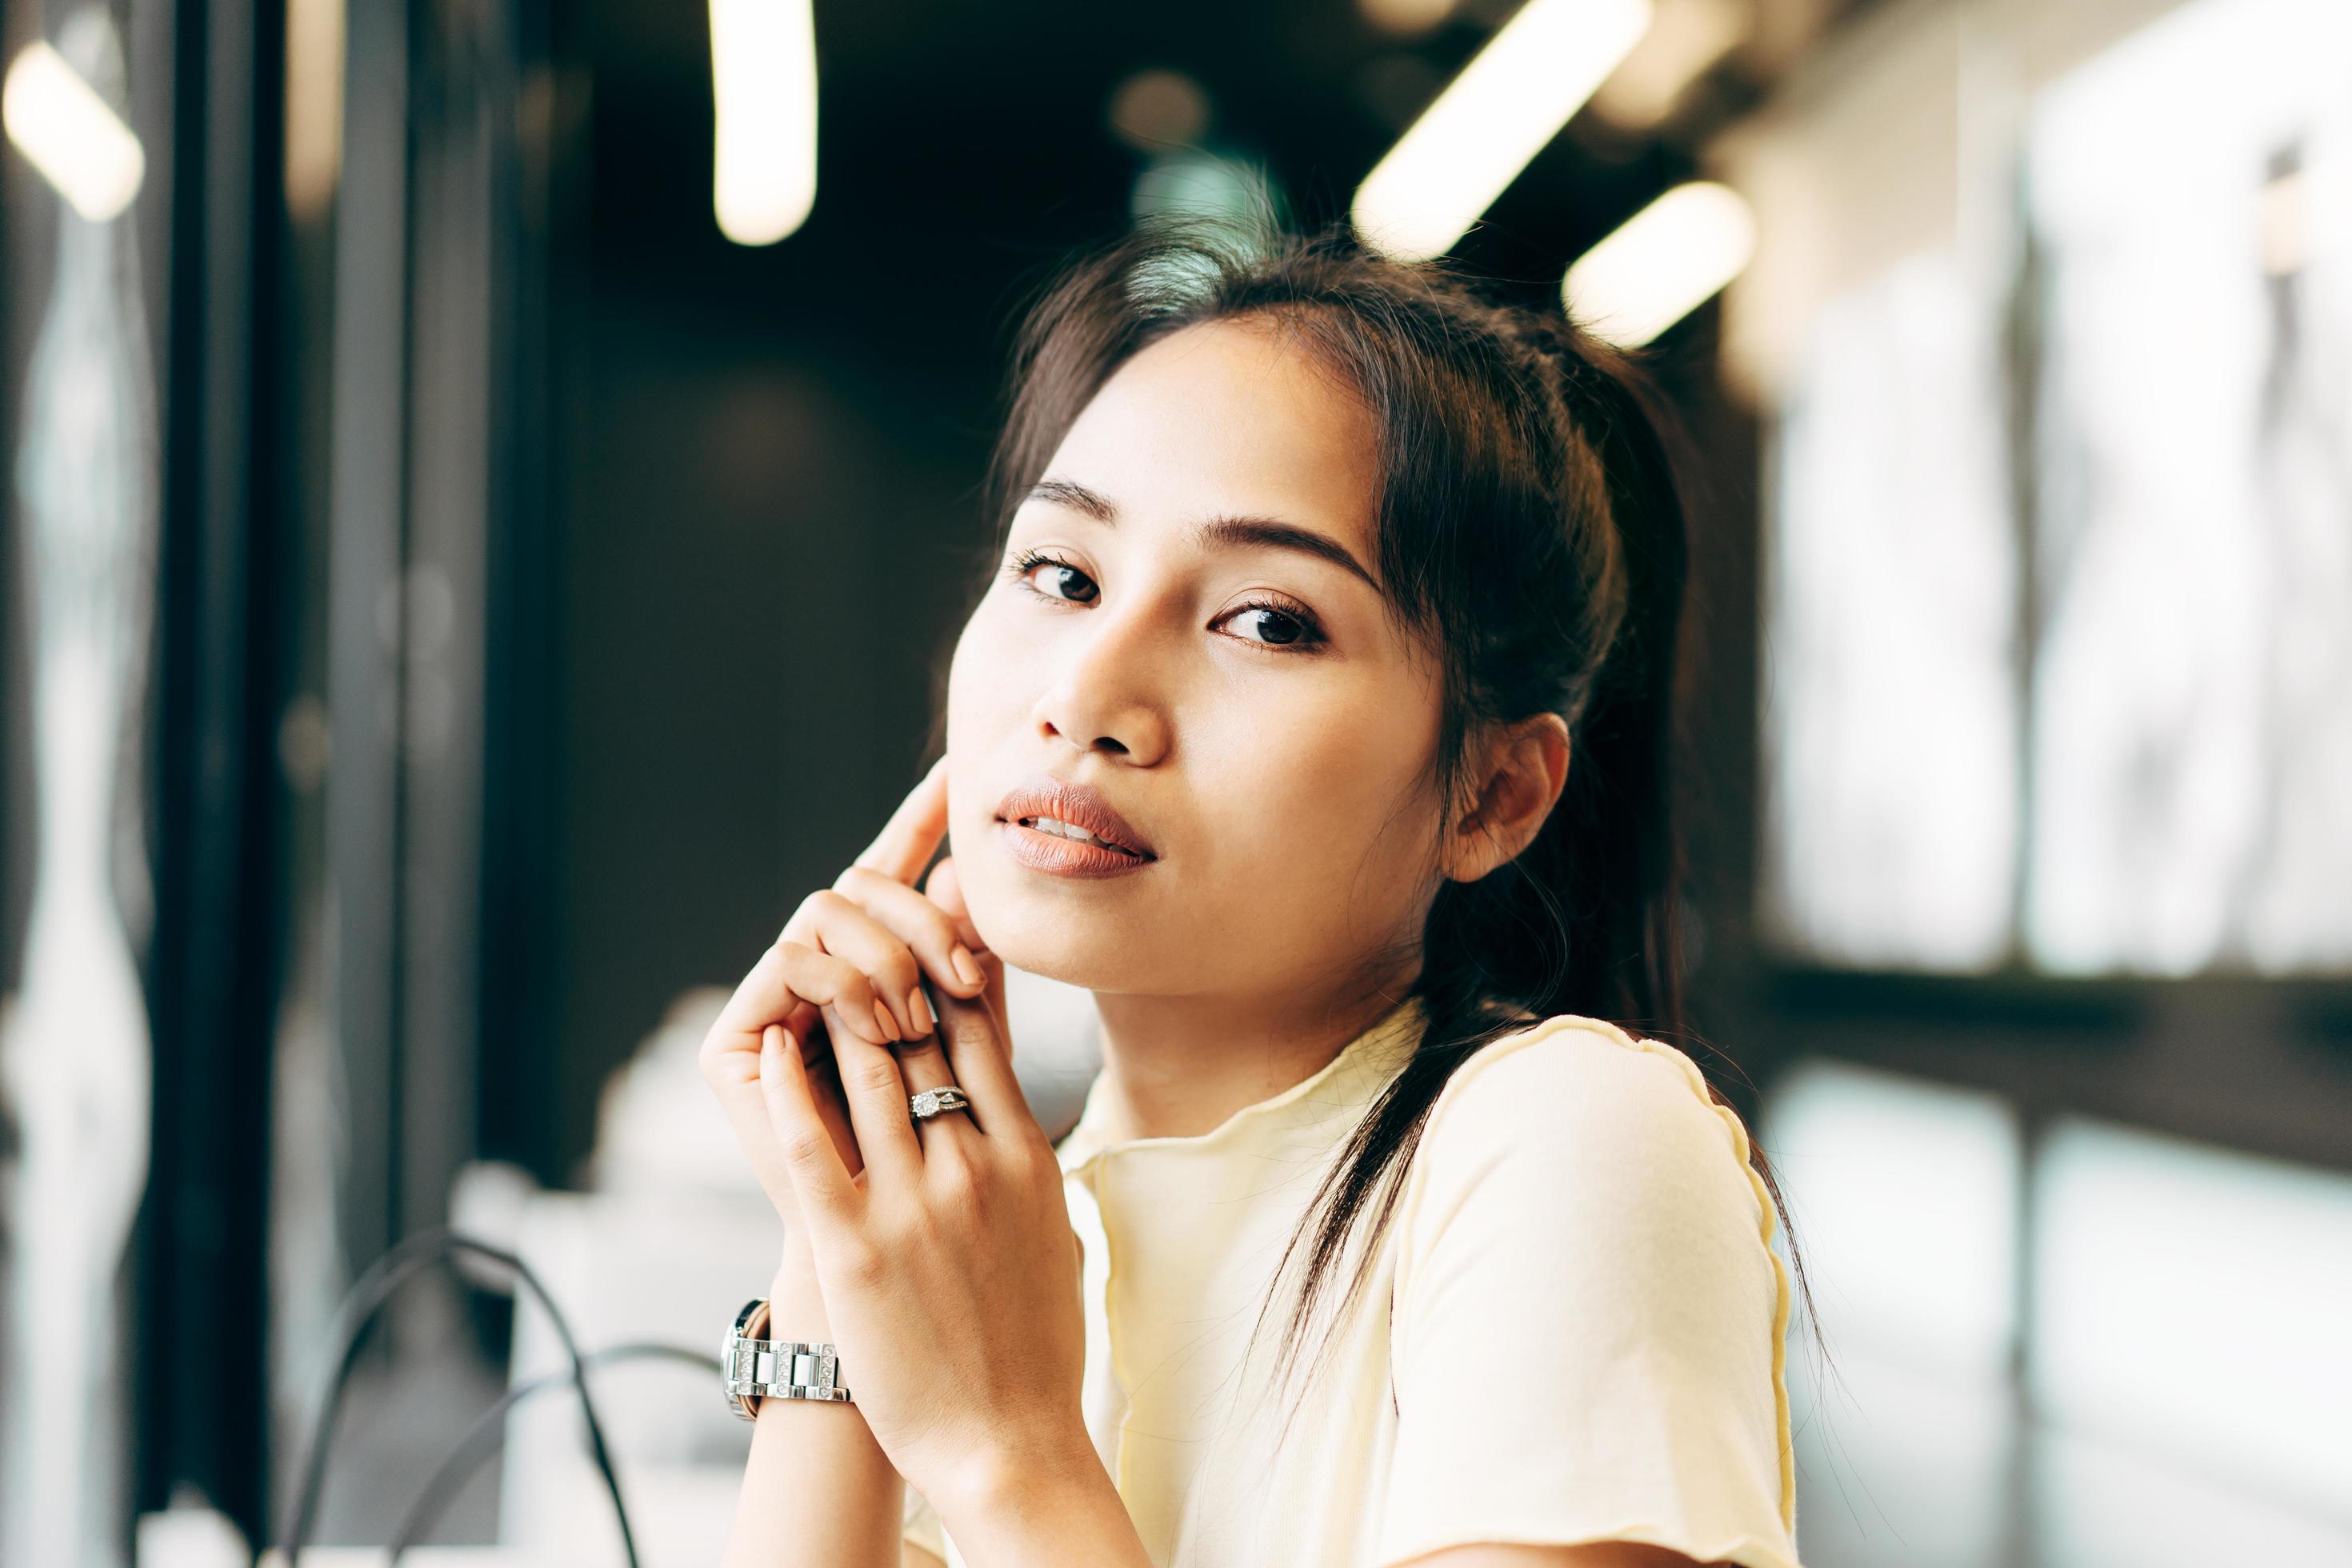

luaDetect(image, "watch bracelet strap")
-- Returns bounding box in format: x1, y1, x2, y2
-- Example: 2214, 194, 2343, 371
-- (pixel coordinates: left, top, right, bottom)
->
726, 1336, 852, 1402
724, 1298, 851, 1413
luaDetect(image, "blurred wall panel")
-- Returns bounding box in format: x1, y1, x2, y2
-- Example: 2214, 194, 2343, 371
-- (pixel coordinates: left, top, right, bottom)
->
548, 316, 987, 1177
2030, 1116, 2352, 1527
2022, 0, 2352, 977
1760, 247, 2017, 970
322, 0, 411, 1310
1726, 0, 2352, 982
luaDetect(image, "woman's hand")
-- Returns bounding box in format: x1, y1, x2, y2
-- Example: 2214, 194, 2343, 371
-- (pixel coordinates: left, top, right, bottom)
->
741, 781, 1094, 1519
698, 754, 994, 1236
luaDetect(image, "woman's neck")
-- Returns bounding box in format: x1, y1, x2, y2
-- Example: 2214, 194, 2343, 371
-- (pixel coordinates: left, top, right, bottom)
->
1086, 968, 1420, 1145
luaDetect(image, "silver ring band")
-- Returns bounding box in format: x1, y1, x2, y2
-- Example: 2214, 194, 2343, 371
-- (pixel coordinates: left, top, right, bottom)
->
909, 1086, 971, 1122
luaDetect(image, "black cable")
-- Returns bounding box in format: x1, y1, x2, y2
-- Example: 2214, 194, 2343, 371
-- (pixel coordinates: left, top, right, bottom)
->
274, 1227, 639, 1567
386, 1342, 719, 1562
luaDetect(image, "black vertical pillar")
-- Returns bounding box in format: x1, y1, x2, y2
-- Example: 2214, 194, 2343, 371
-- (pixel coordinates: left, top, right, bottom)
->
140, 0, 289, 1538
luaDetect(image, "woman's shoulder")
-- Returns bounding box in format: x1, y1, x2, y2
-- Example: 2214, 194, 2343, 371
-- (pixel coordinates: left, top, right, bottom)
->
1382, 1012, 1802, 1567
1425, 1010, 1747, 1149
1405, 1010, 1776, 1248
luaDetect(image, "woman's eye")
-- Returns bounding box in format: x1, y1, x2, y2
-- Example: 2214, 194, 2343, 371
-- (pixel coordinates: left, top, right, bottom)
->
1007, 550, 1099, 604
1219, 603, 1326, 651
1003, 550, 1326, 653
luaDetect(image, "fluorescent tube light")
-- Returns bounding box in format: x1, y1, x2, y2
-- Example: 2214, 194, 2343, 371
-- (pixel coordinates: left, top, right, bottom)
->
3, 41, 144, 222
1562, 179, 1754, 346
709, 0, 817, 246
1352, 0, 1652, 262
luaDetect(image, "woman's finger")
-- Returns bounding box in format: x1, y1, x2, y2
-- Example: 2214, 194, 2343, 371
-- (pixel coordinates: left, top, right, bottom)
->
805, 890, 925, 1045
850, 754, 953, 889
919, 854, 1021, 1135
700, 940, 902, 1197
814, 879, 972, 1138
925, 857, 1009, 1040
822, 1002, 926, 1188
706, 933, 897, 1069
758, 1026, 858, 1230
818, 869, 990, 1154
708, 1055, 798, 1211
886, 1006, 970, 1158
929, 962, 1038, 1148
834, 868, 989, 1003
918, 854, 990, 961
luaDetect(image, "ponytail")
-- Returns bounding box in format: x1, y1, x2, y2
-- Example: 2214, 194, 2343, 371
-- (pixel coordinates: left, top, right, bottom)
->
1245, 311, 1733, 1430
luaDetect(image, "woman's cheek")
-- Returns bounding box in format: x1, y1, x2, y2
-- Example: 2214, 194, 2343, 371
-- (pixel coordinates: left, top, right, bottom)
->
948, 614, 1025, 737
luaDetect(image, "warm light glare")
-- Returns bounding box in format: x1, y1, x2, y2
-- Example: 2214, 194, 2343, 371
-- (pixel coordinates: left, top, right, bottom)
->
1356, 0, 1459, 36
709, 0, 817, 246
1562, 179, 1754, 346
1590, 0, 1744, 129
3, 41, 144, 222
283, 0, 345, 218
2258, 167, 2307, 277
1352, 0, 1652, 262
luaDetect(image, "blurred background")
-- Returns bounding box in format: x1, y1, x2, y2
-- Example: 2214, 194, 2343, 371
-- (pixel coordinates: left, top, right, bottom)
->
2, 0, 2347, 1562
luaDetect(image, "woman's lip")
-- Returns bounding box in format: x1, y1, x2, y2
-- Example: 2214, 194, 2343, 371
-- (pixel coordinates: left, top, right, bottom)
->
992, 781, 1155, 857
995, 818, 1158, 880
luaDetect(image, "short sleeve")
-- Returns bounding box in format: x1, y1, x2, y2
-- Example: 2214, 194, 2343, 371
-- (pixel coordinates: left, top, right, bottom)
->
902, 1486, 949, 1564
1375, 1018, 1802, 1568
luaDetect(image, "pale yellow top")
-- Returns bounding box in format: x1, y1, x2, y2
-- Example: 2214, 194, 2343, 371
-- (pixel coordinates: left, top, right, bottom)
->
904, 994, 1802, 1568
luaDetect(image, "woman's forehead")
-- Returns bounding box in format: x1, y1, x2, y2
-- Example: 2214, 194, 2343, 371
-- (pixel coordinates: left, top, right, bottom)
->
1041, 319, 1378, 545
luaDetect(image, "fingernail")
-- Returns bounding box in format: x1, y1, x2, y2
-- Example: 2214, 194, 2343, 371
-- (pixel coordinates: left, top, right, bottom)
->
951, 946, 984, 990
909, 986, 936, 1036
779, 1027, 798, 1061
872, 998, 902, 1042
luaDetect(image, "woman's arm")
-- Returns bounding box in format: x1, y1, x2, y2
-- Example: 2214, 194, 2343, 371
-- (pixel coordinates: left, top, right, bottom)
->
707, 761, 1153, 1566
734, 1038, 1155, 1567
722, 1242, 1152, 1568
722, 1249, 906, 1568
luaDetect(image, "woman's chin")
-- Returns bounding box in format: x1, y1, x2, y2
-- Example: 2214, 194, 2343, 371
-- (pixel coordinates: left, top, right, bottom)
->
971, 910, 1154, 994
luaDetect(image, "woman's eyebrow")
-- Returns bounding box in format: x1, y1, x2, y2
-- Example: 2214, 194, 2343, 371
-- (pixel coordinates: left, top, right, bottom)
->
1024, 476, 1379, 593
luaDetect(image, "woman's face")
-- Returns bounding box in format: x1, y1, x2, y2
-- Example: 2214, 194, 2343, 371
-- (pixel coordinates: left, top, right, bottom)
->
945, 316, 1450, 1002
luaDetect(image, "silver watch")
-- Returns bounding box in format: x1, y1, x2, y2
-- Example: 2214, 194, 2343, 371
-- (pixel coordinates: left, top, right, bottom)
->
722, 1297, 853, 1418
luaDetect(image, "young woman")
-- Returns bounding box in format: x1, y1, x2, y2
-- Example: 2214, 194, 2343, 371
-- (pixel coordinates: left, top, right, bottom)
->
699, 216, 1812, 1568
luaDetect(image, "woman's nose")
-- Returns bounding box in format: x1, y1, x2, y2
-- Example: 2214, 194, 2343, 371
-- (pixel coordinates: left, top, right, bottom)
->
1033, 598, 1171, 765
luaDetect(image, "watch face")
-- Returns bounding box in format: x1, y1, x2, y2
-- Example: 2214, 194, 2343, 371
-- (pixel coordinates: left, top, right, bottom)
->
724, 1297, 773, 1420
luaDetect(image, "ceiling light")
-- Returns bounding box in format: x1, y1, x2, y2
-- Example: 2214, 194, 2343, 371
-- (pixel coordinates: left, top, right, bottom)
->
1562, 179, 1755, 346
3, 40, 143, 222
1352, 0, 1652, 262
709, 0, 817, 246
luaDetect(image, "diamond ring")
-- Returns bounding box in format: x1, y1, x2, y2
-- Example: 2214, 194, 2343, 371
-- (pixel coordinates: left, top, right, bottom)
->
909, 1086, 972, 1122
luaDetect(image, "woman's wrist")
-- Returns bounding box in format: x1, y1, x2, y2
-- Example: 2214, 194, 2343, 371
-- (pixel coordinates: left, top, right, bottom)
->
725, 1240, 902, 1568
927, 1426, 1150, 1568
768, 1241, 832, 1339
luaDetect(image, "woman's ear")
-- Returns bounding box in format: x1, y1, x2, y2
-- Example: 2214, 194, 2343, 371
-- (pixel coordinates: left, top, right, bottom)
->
1440, 713, 1570, 884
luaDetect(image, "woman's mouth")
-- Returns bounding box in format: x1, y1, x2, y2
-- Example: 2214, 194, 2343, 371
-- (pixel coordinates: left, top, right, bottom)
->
997, 815, 1158, 879
990, 776, 1158, 877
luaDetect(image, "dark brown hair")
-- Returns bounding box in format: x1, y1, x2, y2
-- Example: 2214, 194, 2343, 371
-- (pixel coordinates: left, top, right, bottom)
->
965, 209, 1818, 1432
